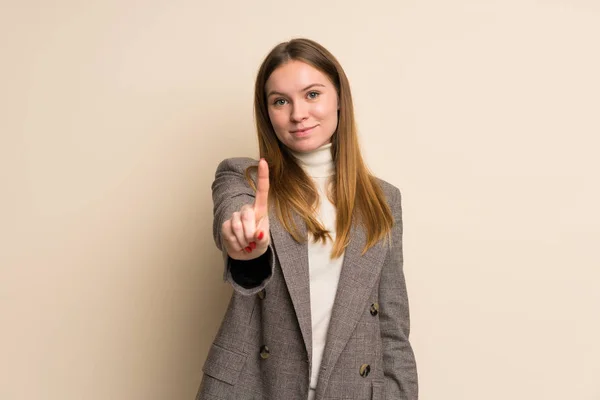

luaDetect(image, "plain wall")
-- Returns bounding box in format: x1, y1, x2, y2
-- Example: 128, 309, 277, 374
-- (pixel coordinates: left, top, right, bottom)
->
1, 0, 599, 399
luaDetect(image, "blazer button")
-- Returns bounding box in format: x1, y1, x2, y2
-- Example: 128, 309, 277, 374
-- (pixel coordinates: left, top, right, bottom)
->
257, 289, 266, 300
359, 364, 371, 377
259, 345, 270, 359
370, 303, 379, 316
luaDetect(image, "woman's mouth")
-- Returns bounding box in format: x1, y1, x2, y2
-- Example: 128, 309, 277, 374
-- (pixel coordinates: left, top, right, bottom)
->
291, 125, 317, 137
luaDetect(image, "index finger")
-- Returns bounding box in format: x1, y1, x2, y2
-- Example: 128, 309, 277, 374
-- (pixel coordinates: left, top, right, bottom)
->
253, 158, 269, 221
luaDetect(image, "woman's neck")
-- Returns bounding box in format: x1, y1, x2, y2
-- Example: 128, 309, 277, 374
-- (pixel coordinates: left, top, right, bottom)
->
290, 143, 335, 178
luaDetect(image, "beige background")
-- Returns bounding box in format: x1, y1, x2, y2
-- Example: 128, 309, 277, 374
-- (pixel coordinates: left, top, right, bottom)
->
1, 0, 599, 399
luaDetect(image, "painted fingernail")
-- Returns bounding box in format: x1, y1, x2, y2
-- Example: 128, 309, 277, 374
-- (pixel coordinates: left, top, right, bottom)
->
249, 242, 257, 249
257, 231, 264, 241
245, 246, 252, 253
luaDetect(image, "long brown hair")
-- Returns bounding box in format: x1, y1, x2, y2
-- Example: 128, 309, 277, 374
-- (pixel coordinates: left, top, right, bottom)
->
247, 38, 394, 258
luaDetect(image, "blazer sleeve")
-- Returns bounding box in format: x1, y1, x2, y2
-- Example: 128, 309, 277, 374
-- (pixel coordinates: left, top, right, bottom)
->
379, 187, 419, 399
211, 158, 275, 295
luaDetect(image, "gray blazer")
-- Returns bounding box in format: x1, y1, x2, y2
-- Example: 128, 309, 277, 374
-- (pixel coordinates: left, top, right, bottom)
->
196, 158, 418, 400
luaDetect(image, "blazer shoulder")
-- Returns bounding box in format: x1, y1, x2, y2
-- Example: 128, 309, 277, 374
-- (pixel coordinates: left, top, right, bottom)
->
373, 176, 402, 205
215, 157, 259, 175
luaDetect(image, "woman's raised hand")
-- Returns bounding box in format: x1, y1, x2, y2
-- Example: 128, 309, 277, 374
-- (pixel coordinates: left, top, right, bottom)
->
221, 158, 270, 261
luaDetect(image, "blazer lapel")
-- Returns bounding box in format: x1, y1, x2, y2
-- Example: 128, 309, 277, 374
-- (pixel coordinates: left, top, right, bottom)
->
316, 223, 388, 397
269, 211, 313, 364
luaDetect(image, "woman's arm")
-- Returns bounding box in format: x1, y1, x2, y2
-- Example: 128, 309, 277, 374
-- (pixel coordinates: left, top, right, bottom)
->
211, 158, 275, 295
378, 187, 419, 399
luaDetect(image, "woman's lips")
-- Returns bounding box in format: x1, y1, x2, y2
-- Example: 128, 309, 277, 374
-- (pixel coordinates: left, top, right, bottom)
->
291, 125, 316, 137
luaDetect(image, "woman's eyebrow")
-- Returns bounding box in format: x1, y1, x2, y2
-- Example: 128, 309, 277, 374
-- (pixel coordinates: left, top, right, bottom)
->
267, 83, 326, 98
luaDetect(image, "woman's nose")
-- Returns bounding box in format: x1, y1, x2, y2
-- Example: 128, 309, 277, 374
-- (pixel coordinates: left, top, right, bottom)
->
290, 102, 309, 122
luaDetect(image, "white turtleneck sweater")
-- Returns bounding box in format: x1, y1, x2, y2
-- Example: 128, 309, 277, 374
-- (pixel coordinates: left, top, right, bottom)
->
290, 142, 345, 400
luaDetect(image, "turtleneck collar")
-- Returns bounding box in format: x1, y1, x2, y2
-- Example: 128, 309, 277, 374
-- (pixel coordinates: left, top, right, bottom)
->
290, 142, 335, 178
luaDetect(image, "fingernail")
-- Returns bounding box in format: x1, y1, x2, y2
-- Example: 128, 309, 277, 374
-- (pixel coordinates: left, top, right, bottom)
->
245, 246, 252, 253
257, 231, 264, 241
249, 242, 256, 249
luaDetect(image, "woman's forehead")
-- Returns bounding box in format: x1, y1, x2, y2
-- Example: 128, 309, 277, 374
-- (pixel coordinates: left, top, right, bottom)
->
265, 60, 331, 93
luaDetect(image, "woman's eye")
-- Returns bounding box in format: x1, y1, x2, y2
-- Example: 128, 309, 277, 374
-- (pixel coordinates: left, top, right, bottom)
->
307, 91, 320, 99
274, 98, 287, 106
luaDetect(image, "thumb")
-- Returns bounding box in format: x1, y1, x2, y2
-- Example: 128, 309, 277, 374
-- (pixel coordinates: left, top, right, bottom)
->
254, 214, 269, 244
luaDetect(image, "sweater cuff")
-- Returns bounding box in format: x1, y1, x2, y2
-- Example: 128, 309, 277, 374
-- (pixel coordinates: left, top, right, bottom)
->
229, 248, 272, 289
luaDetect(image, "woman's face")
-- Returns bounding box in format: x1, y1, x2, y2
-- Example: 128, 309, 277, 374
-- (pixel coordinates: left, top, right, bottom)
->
265, 60, 339, 153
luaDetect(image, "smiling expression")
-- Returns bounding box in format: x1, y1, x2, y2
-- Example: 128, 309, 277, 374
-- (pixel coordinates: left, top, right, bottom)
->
265, 60, 339, 153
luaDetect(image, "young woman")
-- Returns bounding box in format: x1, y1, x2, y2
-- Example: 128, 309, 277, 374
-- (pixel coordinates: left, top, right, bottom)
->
196, 38, 418, 400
